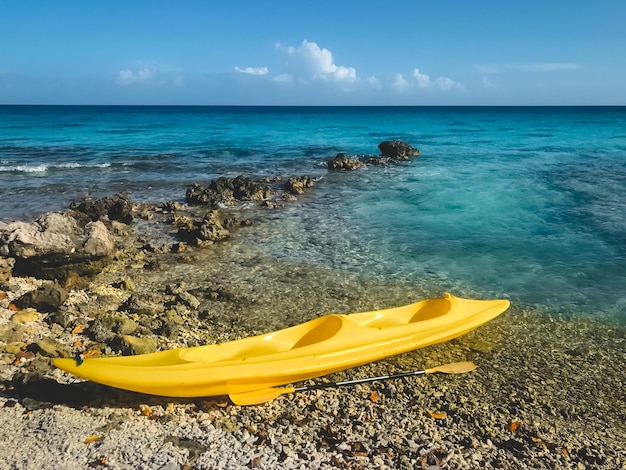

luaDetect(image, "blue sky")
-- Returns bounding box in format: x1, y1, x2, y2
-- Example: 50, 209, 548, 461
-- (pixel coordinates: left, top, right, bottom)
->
1, 0, 625, 105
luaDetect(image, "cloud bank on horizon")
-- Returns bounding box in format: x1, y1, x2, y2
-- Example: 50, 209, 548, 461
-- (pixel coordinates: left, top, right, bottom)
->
231, 40, 461, 96
105, 38, 589, 105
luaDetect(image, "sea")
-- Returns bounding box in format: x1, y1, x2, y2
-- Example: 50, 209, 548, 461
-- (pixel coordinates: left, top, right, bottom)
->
1, 105, 625, 324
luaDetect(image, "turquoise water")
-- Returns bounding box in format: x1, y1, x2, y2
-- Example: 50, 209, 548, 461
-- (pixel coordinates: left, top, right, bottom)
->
1, 106, 625, 322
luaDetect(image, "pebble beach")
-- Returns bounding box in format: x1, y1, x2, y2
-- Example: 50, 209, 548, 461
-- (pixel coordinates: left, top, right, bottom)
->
1, 188, 624, 470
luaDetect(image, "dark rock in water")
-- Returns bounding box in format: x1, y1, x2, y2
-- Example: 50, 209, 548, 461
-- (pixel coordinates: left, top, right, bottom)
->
175, 210, 241, 246
327, 153, 366, 171
284, 176, 315, 195
186, 176, 271, 207
0, 212, 115, 280
14, 283, 68, 312
70, 192, 134, 224
377, 140, 420, 160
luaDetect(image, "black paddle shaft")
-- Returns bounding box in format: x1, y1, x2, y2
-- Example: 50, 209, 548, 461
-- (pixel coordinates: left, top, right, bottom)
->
293, 369, 427, 392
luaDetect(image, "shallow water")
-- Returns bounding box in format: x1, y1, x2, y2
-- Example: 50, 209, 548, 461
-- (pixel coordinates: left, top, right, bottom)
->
1, 106, 626, 323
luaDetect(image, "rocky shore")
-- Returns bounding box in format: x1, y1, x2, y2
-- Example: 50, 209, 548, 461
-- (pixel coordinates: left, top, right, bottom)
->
1, 141, 624, 469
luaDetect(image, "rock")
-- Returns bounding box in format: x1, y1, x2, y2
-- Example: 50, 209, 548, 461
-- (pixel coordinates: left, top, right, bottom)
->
13, 283, 68, 313
327, 153, 366, 171
70, 192, 134, 224
82, 221, 114, 257
157, 201, 185, 213
377, 140, 420, 160
176, 211, 232, 245
0, 212, 81, 259
10, 309, 42, 324
186, 176, 271, 207
36, 336, 72, 358
89, 312, 139, 343
0, 212, 114, 279
0, 256, 15, 282
177, 291, 201, 310
121, 335, 157, 355
121, 293, 165, 316
284, 176, 315, 195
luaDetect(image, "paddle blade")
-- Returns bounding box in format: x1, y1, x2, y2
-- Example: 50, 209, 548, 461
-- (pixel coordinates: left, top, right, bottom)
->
425, 361, 477, 375
229, 386, 296, 406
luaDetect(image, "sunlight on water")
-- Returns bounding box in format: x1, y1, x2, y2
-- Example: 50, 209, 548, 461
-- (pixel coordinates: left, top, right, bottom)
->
1, 106, 625, 322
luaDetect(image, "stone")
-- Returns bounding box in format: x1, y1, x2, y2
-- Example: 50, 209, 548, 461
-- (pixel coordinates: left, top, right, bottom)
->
10, 310, 42, 324
70, 192, 134, 224
36, 336, 72, 357
186, 176, 271, 207
377, 140, 420, 160
0, 256, 15, 282
14, 283, 68, 313
0, 211, 115, 279
327, 153, 366, 171
82, 221, 114, 257
284, 176, 315, 195
121, 335, 157, 355
122, 294, 165, 316
89, 312, 139, 343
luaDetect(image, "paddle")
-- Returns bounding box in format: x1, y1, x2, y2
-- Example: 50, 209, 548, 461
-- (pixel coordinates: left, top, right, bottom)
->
229, 361, 476, 406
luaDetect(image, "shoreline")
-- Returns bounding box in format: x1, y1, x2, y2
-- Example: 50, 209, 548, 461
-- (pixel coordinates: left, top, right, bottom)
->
1, 196, 624, 468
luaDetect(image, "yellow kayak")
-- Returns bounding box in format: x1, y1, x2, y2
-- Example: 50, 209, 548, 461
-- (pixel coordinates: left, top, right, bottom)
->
53, 293, 509, 400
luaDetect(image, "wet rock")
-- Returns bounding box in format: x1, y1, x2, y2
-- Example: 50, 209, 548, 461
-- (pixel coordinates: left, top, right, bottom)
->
284, 176, 315, 196
327, 153, 366, 171
70, 192, 134, 224
186, 176, 271, 207
377, 140, 420, 160
176, 211, 231, 245
14, 283, 68, 313
157, 201, 185, 213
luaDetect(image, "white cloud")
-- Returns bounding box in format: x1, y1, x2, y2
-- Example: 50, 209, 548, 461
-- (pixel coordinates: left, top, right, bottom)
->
413, 69, 431, 88
235, 66, 269, 76
367, 76, 381, 89
116, 67, 155, 86
392, 73, 410, 92
280, 40, 357, 84
393, 68, 463, 93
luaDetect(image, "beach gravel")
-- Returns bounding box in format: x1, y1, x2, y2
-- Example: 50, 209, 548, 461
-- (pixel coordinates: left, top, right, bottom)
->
1, 199, 625, 469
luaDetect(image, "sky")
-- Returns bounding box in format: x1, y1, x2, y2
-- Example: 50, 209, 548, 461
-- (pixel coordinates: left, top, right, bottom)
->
1, 0, 625, 106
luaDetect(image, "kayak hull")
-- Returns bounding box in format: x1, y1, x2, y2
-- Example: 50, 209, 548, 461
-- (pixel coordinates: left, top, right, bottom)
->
53, 293, 509, 398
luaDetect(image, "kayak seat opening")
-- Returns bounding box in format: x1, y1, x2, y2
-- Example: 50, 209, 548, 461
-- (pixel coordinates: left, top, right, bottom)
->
409, 298, 451, 323
292, 315, 344, 349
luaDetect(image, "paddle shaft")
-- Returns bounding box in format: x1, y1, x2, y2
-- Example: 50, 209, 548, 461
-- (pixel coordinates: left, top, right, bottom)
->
294, 369, 427, 392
